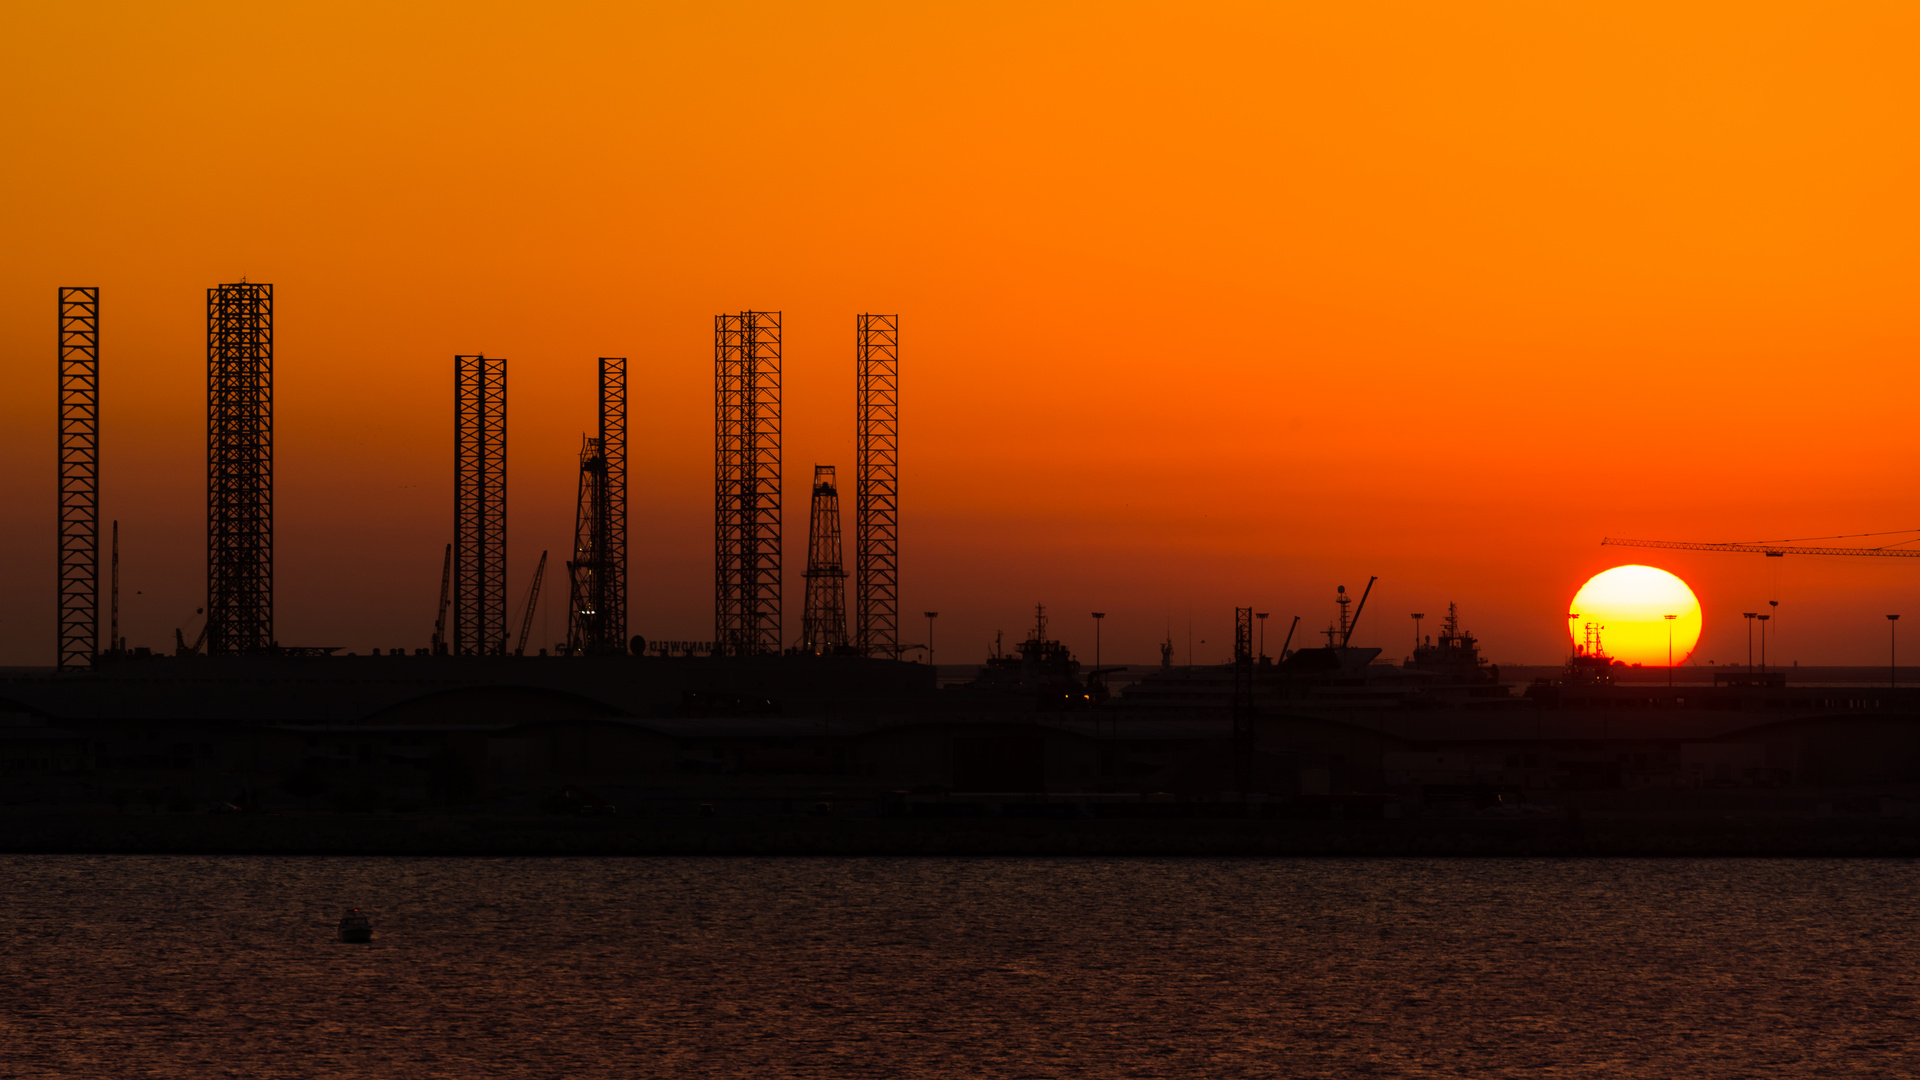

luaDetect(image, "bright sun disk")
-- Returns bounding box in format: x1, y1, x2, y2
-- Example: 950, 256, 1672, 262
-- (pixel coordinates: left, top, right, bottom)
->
1569, 565, 1702, 667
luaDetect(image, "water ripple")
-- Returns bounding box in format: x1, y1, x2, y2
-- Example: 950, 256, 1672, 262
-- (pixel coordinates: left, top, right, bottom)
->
1, 856, 1915, 1077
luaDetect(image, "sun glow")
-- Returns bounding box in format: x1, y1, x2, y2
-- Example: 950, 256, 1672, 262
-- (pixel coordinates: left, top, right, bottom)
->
1568, 565, 1702, 667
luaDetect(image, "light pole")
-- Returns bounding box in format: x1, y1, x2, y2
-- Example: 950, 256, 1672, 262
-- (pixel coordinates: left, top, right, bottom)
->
1890, 615, 1900, 689
1091, 612, 1104, 668
1744, 613, 1758, 673
1664, 614, 1677, 689
1412, 613, 1425, 657
924, 612, 938, 674
1255, 612, 1268, 663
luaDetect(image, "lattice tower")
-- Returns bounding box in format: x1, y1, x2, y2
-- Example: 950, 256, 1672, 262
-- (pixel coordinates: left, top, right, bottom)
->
599, 357, 627, 651
801, 465, 848, 654
57, 287, 100, 668
855, 314, 899, 658
207, 282, 273, 655
453, 355, 508, 655
714, 312, 781, 655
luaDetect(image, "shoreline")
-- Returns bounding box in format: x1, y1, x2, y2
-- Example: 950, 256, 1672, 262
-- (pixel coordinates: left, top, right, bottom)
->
5, 810, 1919, 857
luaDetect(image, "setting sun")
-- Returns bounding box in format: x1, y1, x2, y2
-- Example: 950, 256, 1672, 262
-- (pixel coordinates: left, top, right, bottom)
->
1569, 565, 1702, 667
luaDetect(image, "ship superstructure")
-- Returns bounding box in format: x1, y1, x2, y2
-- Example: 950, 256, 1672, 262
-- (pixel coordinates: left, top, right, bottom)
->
1403, 602, 1502, 690
1559, 619, 1616, 688
955, 604, 1093, 709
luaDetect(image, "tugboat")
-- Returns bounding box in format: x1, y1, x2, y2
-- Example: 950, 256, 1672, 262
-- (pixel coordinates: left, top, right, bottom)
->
1524, 619, 1617, 705
336, 908, 374, 943
1403, 602, 1503, 688
1560, 620, 1617, 688
955, 604, 1093, 709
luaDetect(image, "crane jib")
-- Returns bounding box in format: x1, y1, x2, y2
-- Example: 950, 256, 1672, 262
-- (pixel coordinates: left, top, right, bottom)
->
1601, 538, 1920, 558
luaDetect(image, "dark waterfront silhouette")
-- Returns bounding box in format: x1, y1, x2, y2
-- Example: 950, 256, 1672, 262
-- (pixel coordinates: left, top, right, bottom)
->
3, 856, 1917, 1078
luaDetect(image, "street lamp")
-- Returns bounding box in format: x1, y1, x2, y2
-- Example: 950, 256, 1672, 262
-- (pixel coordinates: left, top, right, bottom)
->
1255, 612, 1268, 663
1664, 614, 1677, 689
1091, 612, 1104, 669
1758, 614, 1771, 672
1890, 615, 1900, 689
924, 612, 938, 673
1412, 613, 1425, 658
1744, 613, 1758, 673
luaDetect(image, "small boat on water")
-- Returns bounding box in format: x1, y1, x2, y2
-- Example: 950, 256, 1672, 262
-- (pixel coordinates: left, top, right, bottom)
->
337, 908, 373, 943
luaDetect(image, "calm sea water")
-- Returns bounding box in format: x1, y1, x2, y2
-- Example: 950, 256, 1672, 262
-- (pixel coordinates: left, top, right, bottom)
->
2, 856, 1916, 1078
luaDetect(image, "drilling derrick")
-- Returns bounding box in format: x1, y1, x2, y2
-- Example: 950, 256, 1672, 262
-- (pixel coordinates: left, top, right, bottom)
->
566, 356, 626, 655
206, 282, 273, 655
566, 435, 612, 654
855, 313, 898, 659
800, 465, 848, 654
714, 311, 781, 656
57, 287, 100, 669
453, 355, 507, 656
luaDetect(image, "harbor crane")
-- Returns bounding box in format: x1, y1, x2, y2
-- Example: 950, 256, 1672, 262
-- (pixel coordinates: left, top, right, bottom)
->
1603, 531, 1920, 559
515, 550, 548, 656
1343, 576, 1378, 644
173, 608, 208, 657
431, 543, 453, 655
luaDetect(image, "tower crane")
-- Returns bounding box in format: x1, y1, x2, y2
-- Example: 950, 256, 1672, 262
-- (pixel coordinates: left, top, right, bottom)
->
1602, 531, 1920, 559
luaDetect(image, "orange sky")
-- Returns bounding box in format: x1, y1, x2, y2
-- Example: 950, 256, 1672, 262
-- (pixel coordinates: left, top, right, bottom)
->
4, 1, 1920, 668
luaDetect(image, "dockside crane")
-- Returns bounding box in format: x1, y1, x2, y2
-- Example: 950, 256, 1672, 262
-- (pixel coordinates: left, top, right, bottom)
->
173, 608, 207, 657
515, 550, 548, 657
1603, 531, 1920, 559
1343, 576, 1378, 645
431, 543, 451, 655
